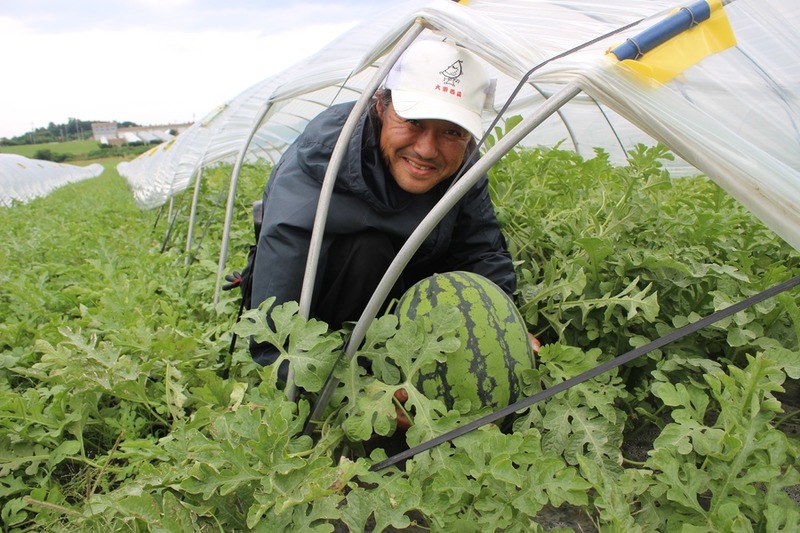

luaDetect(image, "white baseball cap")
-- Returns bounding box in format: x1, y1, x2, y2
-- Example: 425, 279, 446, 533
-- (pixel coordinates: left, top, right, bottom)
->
385, 39, 493, 139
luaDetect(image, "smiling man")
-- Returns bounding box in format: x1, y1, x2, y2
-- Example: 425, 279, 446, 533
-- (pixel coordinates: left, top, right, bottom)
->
249, 38, 519, 368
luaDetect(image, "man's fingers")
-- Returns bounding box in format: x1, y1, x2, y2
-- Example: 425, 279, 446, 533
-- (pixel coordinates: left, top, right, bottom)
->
393, 387, 411, 430
528, 332, 541, 353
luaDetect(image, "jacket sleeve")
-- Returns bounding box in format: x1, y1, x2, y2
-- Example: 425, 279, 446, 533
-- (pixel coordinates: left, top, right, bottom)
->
248, 157, 321, 365
444, 174, 517, 296
250, 133, 335, 315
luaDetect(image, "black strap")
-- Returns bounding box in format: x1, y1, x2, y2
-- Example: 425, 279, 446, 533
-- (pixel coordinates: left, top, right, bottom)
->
222, 296, 247, 380
369, 275, 800, 471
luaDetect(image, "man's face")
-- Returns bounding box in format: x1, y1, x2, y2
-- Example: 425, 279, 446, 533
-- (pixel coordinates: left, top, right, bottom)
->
376, 100, 471, 194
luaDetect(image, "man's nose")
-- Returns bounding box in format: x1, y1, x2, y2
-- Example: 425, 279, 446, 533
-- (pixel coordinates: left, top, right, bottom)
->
412, 128, 439, 159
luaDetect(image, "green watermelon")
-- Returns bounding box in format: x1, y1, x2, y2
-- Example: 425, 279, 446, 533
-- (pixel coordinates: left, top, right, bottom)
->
394, 271, 535, 412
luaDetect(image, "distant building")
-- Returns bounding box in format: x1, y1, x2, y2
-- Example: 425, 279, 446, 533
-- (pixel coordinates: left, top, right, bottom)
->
91, 121, 193, 146
91, 122, 118, 141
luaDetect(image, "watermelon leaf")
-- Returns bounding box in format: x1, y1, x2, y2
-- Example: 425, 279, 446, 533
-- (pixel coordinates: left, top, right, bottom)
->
646, 353, 800, 524
388, 304, 463, 382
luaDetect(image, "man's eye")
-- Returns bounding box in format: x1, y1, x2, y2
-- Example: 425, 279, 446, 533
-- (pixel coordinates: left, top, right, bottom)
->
446, 128, 468, 138
405, 119, 421, 127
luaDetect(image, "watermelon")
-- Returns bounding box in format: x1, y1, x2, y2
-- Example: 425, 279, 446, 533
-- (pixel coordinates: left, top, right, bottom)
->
394, 271, 535, 412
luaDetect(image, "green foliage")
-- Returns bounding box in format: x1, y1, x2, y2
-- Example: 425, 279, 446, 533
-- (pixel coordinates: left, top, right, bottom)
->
31, 149, 69, 163
644, 352, 800, 529
1, 145, 798, 531
0, 139, 152, 162
0, 139, 101, 158
493, 143, 799, 366
86, 144, 154, 160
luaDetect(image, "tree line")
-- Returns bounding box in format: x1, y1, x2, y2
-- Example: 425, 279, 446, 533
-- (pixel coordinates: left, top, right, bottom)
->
0, 118, 139, 146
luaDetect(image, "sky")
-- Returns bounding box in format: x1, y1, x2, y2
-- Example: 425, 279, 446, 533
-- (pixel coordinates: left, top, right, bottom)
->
0, 0, 388, 139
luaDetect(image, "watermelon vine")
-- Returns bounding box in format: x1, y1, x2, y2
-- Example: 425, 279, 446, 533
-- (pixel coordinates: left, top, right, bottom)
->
1, 145, 798, 531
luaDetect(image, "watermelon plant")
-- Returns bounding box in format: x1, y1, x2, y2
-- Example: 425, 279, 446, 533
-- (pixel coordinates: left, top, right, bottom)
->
0, 145, 798, 532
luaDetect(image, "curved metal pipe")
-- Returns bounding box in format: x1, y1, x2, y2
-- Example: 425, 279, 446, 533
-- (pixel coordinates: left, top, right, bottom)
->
185, 167, 203, 264
286, 19, 427, 400
214, 101, 276, 304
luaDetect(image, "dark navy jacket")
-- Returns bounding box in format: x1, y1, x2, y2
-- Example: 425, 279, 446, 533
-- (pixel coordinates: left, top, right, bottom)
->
250, 101, 515, 330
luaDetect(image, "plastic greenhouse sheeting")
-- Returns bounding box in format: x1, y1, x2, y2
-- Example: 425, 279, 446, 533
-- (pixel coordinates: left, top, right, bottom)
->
0, 154, 104, 207
117, 0, 800, 259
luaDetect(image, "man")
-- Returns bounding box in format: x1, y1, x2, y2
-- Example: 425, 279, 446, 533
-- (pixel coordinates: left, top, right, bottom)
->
249, 38, 532, 367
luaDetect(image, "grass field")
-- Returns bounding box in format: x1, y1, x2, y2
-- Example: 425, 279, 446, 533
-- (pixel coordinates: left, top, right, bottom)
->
1, 139, 153, 164
0, 139, 101, 158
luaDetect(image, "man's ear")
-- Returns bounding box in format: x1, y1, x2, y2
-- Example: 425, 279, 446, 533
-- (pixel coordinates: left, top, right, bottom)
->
375, 97, 386, 120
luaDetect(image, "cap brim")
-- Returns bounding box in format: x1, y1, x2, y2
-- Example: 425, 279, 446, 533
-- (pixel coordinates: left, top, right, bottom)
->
391, 89, 484, 139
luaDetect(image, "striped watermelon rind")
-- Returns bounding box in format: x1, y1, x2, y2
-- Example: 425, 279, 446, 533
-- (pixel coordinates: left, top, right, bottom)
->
394, 271, 535, 413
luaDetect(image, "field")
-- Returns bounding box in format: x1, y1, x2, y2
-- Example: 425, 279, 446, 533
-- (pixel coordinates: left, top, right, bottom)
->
1, 143, 799, 531
0, 140, 101, 159
1, 139, 154, 164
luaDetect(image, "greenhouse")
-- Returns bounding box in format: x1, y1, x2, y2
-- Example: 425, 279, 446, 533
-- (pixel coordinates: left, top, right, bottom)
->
0, 153, 103, 206
115, 0, 799, 300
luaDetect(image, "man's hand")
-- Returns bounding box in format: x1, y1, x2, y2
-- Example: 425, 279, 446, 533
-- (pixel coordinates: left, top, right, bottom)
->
222, 271, 242, 291
528, 332, 541, 354
393, 388, 412, 431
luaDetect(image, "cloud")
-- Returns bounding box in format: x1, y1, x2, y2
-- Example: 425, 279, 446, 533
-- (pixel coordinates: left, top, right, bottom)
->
1, 0, 383, 33
0, 1, 383, 138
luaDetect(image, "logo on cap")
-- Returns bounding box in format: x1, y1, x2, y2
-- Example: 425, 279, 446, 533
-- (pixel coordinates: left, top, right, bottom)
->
440, 60, 463, 87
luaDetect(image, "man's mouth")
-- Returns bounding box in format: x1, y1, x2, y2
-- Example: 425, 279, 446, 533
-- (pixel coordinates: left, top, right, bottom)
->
404, 157, 437, 174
